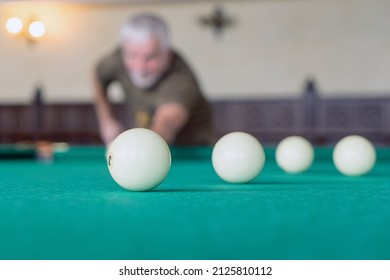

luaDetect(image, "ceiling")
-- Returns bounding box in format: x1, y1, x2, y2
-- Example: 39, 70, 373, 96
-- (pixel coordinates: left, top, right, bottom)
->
0, 0, 216, 3
0, 0, 292, 6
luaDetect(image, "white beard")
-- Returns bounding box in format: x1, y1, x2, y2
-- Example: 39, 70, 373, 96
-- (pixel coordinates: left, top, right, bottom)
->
129, 72, 160, 89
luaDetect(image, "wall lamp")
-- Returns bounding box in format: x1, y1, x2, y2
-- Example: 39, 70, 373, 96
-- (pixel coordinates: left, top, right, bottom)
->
6, 17, 46, 44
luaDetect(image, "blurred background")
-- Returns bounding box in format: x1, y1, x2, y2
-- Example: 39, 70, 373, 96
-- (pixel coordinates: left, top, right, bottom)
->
0, 0, 389, 145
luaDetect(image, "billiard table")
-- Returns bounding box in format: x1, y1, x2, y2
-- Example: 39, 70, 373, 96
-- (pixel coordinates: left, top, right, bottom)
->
0, 146, 389, 260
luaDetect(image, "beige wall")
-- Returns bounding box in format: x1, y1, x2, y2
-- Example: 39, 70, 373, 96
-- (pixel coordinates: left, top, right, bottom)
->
0, 0, 389, 103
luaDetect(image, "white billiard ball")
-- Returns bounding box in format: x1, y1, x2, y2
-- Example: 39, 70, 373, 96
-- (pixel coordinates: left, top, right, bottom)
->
333, 135, 376, 176
212, 132, 265, 183
276, 136, 314, 174
107, 128, 171, 191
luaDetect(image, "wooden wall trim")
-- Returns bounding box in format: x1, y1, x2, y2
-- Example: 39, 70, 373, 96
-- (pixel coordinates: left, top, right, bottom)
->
1, 82, 389, 145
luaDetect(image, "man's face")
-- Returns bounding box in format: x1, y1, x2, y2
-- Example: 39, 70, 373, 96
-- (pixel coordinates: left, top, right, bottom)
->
122, 36, 169, 89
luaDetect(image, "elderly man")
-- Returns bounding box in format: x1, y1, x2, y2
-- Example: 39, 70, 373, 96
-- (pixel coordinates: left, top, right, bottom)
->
94, 13, 214, 146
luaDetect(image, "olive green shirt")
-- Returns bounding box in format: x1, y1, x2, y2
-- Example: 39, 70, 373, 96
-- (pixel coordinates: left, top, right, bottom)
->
95, 48, 215, 146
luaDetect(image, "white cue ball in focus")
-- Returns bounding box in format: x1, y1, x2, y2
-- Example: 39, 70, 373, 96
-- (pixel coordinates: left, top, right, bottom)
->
107, 128, 171, 191
276, 136, 314, 174
333, 135, 376, 176
212, 132, 265, 183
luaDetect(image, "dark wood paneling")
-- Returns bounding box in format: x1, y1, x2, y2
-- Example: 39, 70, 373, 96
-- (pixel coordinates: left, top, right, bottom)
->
0, 85, 389, 145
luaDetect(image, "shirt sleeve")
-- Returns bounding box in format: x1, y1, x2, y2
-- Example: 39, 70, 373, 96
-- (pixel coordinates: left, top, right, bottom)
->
95, 50, 121, 90
157, 73, 201, 113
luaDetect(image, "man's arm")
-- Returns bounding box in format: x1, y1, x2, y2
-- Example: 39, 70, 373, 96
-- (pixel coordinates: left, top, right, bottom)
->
93, 74, 124, 145
150, 102, 189, 144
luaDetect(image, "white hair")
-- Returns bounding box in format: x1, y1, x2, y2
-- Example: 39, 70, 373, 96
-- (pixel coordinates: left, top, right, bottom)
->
120, 13, 170, 51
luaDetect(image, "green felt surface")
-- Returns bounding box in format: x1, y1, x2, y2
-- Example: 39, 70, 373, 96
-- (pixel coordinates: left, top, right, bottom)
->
0, 146, 389, 260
